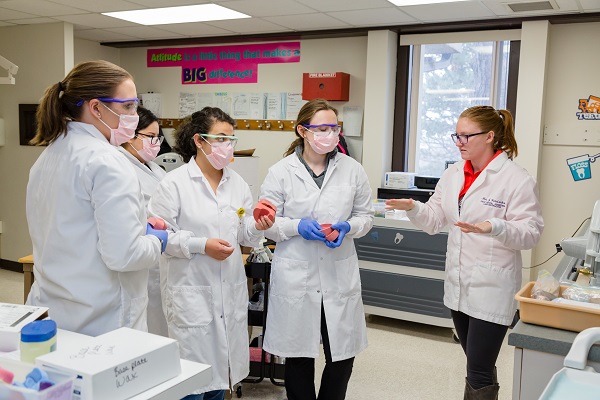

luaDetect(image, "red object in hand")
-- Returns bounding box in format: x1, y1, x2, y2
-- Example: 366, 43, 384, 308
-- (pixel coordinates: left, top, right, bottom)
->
320, 223, 339, 242
253, 199, 276, 222
147, 217, 167, 230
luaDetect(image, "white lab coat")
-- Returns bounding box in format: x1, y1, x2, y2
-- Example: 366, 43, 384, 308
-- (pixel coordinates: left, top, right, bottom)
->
148, 158, 264, 393
260, 152, 374, 362
407, 152, 543, 325
118, 147, 168, 337
26, 122, 161, 336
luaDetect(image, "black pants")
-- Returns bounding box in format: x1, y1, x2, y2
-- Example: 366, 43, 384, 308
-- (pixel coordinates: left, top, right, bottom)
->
284, 306, 354, 400
451, 310, 508, 390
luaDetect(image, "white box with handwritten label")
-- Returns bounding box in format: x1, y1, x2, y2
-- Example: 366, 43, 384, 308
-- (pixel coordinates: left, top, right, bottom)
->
36, 327, 181, 400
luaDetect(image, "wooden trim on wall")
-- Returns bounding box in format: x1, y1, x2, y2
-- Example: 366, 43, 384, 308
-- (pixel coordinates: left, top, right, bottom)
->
391, 45, 411, 172
507, 40, 521, 122
0, 259, 22, 273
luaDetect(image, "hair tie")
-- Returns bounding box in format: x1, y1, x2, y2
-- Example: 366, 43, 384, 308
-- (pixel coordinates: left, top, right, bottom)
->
57, 81, 64, 92
497, 109, 504, 119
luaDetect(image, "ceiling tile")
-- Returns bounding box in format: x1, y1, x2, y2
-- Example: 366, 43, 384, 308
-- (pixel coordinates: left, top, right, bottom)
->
328, 7, 416, 26
128, 0, 212, 7
0, 21, 17, 27
48, 0, 144, 13
580, 0, 600, 11
54, 13, 140, 29
156, 22, 234, 36
224, 0, 317, 17
0, 0, 86, 16
6, 17, 58, 25
205, 17, 293, 34
296, 0, 395, 12
74, 29, 138, 42
0, 7, 37, 19
402, 2, 496, 22
106, 26, 187, 39
482, 0, 579, 16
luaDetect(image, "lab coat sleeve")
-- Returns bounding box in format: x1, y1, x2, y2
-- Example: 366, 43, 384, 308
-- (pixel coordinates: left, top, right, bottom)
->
148, 178, 207, 259
89, 153, 160, 272
346, 166, 374, 239
488, 176, 544, 250
238, 183, 264, 247
406, 172, 449, 235
260, 166, 301, 242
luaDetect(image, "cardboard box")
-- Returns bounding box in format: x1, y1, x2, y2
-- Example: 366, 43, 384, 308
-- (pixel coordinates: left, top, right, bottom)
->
384, 172, 416, 189
516, 281, 600, 332
0, 357, 76, 400
0, 303, 48, 352
36, 327, 181, 400
302, 72, 350, 101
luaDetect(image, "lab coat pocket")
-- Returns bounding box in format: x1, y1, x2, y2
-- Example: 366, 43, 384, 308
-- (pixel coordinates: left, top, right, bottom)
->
334, 255, 361, 297
270, 256, 308, 300
168, 286, 214, 328
233, 280, 249, 323
467, 261, 514, 319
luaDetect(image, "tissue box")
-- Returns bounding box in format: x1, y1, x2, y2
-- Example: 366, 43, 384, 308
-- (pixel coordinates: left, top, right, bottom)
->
384, 172, 416, 189
0, 303, 48, 352
0, 358, 76, 400
36, 327, 181, 400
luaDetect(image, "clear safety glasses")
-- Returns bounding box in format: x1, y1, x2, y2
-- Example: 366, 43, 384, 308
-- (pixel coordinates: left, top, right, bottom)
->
136, 132, 165, 145
200, 134, 239, 148
76, 97, 139, 114
450, 131, 487, 145
301, 124, 342, 137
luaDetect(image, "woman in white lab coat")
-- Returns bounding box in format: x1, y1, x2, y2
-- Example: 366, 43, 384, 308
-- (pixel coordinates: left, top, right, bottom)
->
26, 60, 166, 337
148, 107, 273, 400
386, 106, 543, 400
259, 99, 374, 400
118, 106, 168, 337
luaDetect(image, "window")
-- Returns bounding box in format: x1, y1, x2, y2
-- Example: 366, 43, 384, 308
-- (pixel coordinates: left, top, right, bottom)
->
393, 32, 519, 178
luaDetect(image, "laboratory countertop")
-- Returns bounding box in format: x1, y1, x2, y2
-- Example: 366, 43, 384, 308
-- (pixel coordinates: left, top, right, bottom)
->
508, 320, 600, 362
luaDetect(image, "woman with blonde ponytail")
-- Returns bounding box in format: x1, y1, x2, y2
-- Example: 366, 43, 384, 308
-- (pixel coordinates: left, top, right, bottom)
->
26, 60, 165, 337
386, 105, 543, 400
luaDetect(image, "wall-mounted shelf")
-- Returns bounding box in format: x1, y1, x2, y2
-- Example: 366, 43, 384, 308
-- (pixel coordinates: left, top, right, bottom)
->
158, 119, 342, 132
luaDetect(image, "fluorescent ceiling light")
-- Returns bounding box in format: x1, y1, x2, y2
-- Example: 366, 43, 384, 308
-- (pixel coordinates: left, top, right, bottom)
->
388, 0, 471, 6
103, 4, 250, 26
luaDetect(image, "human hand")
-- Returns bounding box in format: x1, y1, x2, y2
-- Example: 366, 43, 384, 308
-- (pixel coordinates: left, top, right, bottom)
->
146, 223, 168, 253
325, 221, 351, 249
255, 215, 274, 231
454, 221, 492, 234
205, 238, 235, 261
385, 198, 415, 211
298, 219, 326, 242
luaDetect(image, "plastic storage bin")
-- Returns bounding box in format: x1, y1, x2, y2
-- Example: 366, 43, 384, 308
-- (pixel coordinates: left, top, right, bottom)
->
515, 281, 600, 332
0, 358, 75, 400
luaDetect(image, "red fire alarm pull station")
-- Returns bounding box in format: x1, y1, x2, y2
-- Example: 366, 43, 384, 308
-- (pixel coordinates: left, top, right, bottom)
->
302, 72, 350, 101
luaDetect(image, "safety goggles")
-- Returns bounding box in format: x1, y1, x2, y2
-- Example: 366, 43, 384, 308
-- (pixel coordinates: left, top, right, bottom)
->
301, 124, 342, 137
200, 134, 239, 148
76, 97, 139, 114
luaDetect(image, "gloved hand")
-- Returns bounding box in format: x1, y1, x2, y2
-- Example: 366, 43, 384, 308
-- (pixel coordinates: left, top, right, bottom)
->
298, 219, 326, 242
146, 223, 168, 253
326, 221, 351, 249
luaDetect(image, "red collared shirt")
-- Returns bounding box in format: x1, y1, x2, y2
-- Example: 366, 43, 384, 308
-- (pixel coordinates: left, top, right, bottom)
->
459, 150, 503, 199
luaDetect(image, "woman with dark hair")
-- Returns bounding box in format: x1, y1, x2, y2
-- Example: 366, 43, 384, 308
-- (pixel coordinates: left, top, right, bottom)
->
26, 60, 165, 337
386, 105, 543, 400
118, 106, 168, 337
148, 107, 273, 400
259, 98, 374, 400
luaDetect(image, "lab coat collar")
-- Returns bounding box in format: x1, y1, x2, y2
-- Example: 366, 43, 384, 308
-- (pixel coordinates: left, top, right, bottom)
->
68, 121, 109, 142
117, 147, 163, 180
287, 151, 342, 190
186, 156, 232, 183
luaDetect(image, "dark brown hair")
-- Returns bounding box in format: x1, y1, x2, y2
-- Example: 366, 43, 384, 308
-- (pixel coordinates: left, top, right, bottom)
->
460, 105, 518, 159
173, 107, 235, 161
284, 98, 338, 157
31, 60, 133, 146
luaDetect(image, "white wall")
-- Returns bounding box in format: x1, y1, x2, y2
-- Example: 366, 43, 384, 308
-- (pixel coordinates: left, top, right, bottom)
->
0, 23, 72, 261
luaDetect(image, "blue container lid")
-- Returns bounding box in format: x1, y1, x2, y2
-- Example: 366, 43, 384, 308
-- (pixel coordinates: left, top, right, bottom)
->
21, 320, 57, 343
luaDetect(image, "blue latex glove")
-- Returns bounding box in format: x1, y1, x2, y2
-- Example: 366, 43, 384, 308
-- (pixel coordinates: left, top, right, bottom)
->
146, 223, 168, 253
326, 221, 351, 249
298, 219, 326, 242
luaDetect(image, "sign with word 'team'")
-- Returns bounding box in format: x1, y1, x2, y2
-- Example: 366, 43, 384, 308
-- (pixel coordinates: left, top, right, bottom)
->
147, 42, 300, 85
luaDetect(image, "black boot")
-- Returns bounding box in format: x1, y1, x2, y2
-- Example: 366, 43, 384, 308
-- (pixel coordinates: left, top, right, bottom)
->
464, 379, 500, 400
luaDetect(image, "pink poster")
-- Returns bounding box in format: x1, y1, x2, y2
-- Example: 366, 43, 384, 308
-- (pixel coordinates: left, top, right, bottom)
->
147, 42, 300, 84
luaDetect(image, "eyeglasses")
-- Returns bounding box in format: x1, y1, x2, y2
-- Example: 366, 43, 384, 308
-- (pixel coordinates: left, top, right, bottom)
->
136, 132, 164, 145
450, 131, 488, 144
301, 124, 342, 137
200, 134, 239, 148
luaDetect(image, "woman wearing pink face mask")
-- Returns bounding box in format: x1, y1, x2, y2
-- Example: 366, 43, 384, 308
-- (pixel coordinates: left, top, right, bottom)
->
118, 106, 168, 337
148, 107, 274, 400
25, 61, 164, 337
259, 98, 374, 400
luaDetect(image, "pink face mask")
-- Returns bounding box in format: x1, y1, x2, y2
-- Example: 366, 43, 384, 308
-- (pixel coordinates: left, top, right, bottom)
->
99, 103, 139, 146
201, 138, 234, 170
131, 137, 161, 163
307, 133, 339, 155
